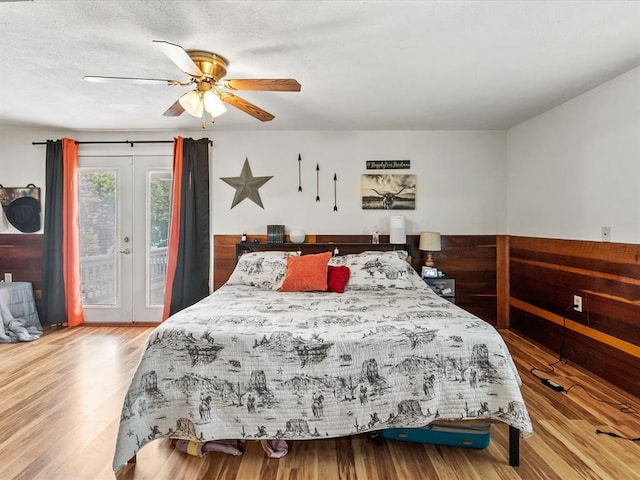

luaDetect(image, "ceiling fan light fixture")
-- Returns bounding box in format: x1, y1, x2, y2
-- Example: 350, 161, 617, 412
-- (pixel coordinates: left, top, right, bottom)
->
203, 90, 227, 117
178, 90, 204, 117
85, 41, 300, 125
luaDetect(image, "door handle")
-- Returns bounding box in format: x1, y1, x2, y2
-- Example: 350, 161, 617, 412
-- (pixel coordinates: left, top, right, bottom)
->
118, 248, 131, 255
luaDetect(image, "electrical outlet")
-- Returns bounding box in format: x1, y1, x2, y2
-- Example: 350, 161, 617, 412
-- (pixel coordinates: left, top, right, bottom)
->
602, 226, 610, 242
573, 294, 582, 313
4, 273, 12, 283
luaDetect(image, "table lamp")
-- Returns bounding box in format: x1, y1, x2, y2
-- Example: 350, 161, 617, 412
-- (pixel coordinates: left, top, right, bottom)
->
419, 232, 441, 268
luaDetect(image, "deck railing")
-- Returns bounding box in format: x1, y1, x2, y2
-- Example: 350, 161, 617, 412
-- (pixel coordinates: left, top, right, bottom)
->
80, 247, 168, 305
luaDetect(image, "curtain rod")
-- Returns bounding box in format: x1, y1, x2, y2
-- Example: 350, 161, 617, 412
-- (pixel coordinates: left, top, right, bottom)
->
32, 139, 212, 147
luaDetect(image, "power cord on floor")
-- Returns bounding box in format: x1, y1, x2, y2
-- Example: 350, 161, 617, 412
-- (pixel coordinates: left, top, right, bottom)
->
595, 430, 640, 442
531, 366, 640, 442
529, 306, 572, 387
527, 306, 640, 442
529, 357, 568, 382
564, 383, 639, 415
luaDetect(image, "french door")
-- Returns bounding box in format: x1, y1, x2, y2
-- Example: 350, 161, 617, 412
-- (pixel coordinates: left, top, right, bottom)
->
78, 156, 172, 323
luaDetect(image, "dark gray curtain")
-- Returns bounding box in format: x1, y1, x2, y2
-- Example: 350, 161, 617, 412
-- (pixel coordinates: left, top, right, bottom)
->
168, 138, 210, 316
41, 140, 66, 326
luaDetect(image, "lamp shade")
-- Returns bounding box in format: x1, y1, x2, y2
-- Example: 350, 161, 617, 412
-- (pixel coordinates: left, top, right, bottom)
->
419, 232, 441, 251
179, 90, 204, 117
203, 91, 227, 117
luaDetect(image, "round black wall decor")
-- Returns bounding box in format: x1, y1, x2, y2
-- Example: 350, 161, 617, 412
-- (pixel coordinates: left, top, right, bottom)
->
5, 196, 41, 233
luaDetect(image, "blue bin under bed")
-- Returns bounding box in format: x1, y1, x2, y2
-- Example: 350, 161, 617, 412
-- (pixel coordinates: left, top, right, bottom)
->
380, 422, 491, 449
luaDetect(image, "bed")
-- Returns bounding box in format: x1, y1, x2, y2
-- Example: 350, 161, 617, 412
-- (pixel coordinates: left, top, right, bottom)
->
113, 248, 533, 472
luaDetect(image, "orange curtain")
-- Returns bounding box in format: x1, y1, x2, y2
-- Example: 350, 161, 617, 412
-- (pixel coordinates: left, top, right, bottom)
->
162, 137, 184, 320
62, 138, 84, 327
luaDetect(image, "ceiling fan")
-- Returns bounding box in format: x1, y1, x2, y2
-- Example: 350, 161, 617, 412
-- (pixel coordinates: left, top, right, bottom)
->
84, 40, 301, 128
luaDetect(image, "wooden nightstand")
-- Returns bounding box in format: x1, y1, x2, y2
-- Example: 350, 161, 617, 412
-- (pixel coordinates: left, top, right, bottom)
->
424, 277, 455, 303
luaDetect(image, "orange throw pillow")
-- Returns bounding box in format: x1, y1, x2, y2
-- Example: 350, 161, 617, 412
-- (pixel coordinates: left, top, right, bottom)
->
280, 252, 332, 292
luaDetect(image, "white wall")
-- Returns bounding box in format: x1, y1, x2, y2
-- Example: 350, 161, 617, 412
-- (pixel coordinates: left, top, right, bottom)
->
213, 130, 506, 236
507, 65, 640, 244
0, 128, 507, 237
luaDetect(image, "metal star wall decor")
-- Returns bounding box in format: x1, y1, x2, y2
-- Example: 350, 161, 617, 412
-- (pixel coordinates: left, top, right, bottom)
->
220, 157, 273, 209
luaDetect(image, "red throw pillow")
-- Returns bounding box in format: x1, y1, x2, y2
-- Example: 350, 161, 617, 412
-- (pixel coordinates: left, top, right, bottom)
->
279, 252, 332, 292
327, 265, 350, 293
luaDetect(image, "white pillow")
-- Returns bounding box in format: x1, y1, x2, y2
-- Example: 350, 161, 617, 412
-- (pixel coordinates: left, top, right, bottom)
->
226, 251, 298, 290
329, 250, 418, 290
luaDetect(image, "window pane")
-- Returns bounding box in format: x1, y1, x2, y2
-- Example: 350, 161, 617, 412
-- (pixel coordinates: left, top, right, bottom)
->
79, 170, 117, 305
148, 171, 171, 306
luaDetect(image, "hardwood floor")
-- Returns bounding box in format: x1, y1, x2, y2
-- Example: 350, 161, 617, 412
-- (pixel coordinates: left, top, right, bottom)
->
1, 326, 639, 480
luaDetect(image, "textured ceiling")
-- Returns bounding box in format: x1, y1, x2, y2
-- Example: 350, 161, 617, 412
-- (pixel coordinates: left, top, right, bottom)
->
1, 0, 639, 132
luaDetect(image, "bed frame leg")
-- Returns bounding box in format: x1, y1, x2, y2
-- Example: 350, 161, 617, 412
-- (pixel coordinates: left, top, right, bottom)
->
115, 456, 137, 479
508, 426, 520, 466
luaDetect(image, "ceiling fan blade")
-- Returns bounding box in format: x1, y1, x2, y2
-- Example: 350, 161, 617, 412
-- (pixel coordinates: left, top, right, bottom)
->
153, 40, 203, 77
223, 79, 301, 92
84, 75, 182, 85
163, 99, 185, 117
219, 92, 275, 122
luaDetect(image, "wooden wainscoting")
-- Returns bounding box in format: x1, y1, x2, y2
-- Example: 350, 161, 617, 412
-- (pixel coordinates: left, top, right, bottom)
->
213, 234, 498, 324
434, 234, 498, 325
0, 233, 43, 310
509, 236, 640, 398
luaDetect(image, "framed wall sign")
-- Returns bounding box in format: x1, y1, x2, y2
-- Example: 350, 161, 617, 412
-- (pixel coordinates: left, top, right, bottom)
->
366, 160, 411, 170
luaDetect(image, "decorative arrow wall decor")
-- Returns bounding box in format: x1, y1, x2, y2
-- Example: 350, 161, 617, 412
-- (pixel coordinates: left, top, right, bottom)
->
315, 163, 320, 202
297, 154, 302, 192
333, 173, 338, 211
